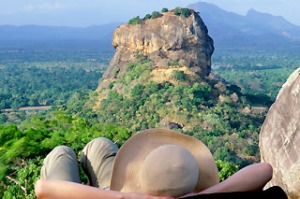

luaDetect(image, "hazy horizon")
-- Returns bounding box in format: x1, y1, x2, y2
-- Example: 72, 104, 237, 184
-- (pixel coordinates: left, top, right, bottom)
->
0, 0, 300, 27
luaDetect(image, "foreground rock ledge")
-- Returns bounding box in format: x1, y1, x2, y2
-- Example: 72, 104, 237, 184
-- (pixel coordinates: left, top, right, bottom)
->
259, 67, 300, 199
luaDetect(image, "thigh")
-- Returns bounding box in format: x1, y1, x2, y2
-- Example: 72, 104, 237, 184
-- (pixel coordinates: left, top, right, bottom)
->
80, 137, 118, 189
41, 146, 81, 183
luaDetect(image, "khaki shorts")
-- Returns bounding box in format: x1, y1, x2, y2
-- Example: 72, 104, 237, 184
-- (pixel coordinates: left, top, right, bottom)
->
40, 137, 118, 189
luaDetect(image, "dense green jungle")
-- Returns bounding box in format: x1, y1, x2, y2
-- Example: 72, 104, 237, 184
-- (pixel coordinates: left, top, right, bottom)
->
1, 40, 300, 198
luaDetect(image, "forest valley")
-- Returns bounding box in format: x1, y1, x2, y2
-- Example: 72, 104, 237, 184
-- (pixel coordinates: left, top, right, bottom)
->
0, 39, 299, 198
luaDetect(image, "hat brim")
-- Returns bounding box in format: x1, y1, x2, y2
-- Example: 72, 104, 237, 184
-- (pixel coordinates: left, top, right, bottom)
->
110, 128, 219, 194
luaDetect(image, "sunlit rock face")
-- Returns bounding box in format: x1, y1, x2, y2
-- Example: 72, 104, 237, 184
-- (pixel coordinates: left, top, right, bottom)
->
99, 9, 214, 89
259, 67, 300, 199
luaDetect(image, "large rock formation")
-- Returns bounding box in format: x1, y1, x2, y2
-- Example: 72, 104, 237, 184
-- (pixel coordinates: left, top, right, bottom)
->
259, 67, 300, 199
88, 9, 265, 165
99, 9, 214, 89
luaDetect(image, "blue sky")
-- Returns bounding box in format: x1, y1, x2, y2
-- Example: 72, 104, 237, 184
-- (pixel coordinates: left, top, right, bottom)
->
0, 0, 299, 27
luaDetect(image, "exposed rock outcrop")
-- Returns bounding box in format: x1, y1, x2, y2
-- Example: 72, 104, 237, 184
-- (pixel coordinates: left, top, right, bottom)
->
99, 9, 214, 89
87, 9, 264, 165
259, 67, 300, 199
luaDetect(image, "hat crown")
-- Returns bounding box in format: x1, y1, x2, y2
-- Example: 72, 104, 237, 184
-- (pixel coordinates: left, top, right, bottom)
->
140, 145, 199, 197
110, 129, 220, 196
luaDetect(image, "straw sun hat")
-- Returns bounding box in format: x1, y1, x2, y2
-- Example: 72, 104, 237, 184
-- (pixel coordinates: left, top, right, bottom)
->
110, 128, 219, 197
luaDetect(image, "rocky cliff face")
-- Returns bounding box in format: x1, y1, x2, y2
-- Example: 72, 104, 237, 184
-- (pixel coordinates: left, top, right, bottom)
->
259, 67, 300, 199
98, 9, 214, 89
88, 9, 265, 165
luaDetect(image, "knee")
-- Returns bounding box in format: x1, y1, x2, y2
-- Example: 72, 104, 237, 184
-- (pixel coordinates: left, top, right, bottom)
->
90, 137, 114, 145
81, 137, 118, 164
52, 146, 76, 156
45, 146, 77, 162
84, 137, 118, 152
260, 163, 273, 181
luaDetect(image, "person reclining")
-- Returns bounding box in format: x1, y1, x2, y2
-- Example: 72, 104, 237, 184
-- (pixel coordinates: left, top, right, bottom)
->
35, 128, 280, 199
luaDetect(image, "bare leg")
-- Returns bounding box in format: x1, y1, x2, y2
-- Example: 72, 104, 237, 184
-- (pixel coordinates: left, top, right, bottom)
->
200, 163, 273, 194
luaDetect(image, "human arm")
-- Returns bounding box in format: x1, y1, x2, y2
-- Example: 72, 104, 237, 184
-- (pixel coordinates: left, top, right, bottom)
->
182, 162, 273, 198
201, 163, 272, 194
35, 179, 172, 199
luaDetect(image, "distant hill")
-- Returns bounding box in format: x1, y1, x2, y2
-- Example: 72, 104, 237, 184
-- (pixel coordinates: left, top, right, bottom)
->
0, 23, 122, 52
0, 23, 121, 52
1, 2, 300, 51
188, 2, 300, 49
0, 23, 121, 41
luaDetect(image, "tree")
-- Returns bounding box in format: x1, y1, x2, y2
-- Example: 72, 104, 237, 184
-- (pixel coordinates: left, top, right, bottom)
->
216, 160, 238, 181
173, 7, 191, 18
0, 114, 8, 124
11, 101, 21, 111
28, 98, 38, 107
128, 16, 141, 25
131, 84, 145, 98
161, 8, 169, 12
180, 8, 191, 18
151, 11, 162, 19
172, 70, 186, 82
174, 7, 181, 16
143, 14, 152, 20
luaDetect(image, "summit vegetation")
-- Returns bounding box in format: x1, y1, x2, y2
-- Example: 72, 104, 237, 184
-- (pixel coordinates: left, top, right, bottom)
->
128, 7, 191, 25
